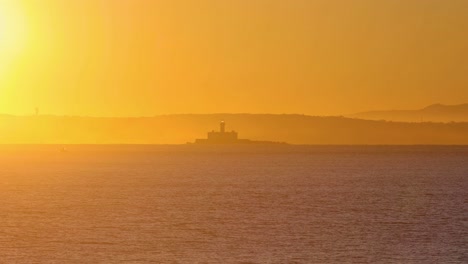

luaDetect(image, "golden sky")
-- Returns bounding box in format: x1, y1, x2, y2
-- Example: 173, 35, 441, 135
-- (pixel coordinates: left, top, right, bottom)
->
1, 0, 467, 116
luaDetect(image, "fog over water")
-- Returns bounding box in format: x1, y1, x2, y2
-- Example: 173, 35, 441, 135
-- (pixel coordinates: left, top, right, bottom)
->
0, 145, 466, 263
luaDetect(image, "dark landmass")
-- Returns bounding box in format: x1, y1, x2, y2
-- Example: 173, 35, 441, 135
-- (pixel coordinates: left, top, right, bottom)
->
350, 103, 468, 122
1, 114, 468, 144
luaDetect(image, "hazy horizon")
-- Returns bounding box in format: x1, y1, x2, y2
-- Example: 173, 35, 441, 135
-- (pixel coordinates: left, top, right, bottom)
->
2, 102, 468, 119
2, 113, 468, 145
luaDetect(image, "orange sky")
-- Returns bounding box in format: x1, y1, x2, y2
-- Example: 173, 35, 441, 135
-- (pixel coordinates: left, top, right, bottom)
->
1, 0, 467, 116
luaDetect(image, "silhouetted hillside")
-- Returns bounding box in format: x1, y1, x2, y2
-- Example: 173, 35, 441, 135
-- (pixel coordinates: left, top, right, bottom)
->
351, 104, 468, 122
1, 114, 468, 144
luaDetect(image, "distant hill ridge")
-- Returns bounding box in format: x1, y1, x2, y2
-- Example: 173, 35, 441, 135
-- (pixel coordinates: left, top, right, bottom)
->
1, 113, 468, 144
350, 103, 468, 122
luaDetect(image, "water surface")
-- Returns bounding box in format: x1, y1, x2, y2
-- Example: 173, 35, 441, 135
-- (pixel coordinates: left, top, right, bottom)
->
0, 145, 466, 263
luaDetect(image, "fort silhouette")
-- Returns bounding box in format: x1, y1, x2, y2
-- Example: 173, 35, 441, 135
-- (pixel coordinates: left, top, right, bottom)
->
193, 121, 286, 145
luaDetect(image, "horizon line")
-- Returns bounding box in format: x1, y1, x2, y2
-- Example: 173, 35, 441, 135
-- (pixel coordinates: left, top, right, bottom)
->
0, 112, 342, 119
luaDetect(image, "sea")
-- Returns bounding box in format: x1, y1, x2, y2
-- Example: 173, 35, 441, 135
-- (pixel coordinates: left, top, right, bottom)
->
0, 145, 466, 263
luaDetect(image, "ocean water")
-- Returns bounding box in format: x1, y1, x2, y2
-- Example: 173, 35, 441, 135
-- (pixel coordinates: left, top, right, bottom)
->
0, 145, 466, 263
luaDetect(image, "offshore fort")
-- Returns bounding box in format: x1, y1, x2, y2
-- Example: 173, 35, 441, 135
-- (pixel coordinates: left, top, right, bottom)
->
193, 121, 287, 145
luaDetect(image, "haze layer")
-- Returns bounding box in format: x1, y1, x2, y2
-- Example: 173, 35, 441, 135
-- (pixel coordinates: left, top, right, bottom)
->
1, 0, 467, 116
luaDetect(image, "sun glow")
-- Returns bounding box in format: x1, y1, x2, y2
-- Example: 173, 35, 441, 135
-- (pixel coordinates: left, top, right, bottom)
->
0, 2, 27, 67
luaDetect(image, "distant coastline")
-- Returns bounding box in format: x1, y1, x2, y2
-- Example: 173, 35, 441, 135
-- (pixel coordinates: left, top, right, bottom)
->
1, 113, 468, 145
349, 103, 468, 123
